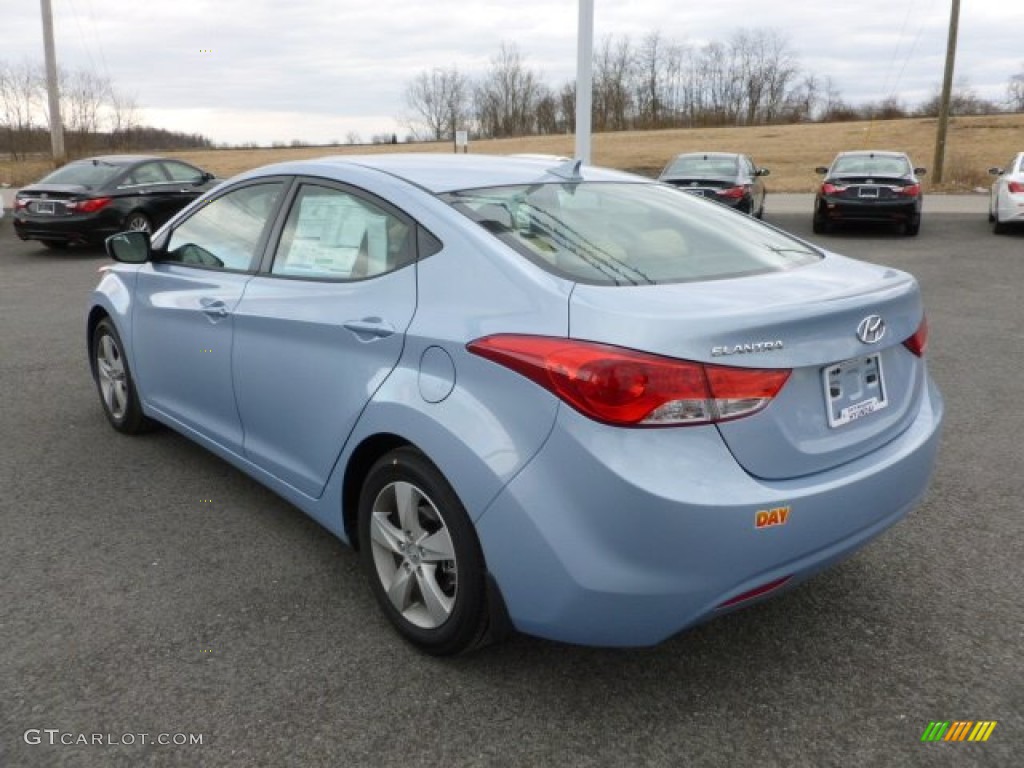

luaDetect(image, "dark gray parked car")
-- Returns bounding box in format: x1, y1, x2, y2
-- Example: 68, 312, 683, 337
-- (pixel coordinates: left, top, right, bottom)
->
659, 152, 769, 217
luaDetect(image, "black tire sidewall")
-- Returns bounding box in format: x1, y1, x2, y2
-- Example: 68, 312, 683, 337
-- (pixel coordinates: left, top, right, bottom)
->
92, 318, 148, 433
357, 447, 487, 655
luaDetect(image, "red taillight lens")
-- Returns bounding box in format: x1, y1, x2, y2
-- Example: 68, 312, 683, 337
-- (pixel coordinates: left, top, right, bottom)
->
1008, 181, 1024, 194
898, 184, 921, 197
467, 335, 791, 427
717, 576, 792, 609
68, 197, 112, 213
716, 185, 747, 200
821, 182, 846, 195
903, 316, 929, 357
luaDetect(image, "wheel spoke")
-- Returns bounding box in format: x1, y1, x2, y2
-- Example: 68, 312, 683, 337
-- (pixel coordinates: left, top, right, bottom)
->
416, 567, 454, 625
369, 511, 405, 555
417, 528, 455, 562
386, 566, 415, 614
112, 382, 127, 414
393, 482, 424, 537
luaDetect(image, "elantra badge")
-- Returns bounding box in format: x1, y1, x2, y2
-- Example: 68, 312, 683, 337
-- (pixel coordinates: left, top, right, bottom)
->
856, 315, 886, 344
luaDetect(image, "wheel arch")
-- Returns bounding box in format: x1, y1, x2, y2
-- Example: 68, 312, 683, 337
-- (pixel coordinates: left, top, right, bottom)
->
342, 433, 415, 549
86, 305, 112, 376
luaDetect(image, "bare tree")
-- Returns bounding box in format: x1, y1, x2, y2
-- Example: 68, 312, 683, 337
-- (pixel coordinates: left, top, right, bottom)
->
106, 88, 139, 149
0, 59, 43, 159
1009, 65, 1024, 112
474, 43, 543, 138
593, 36, 632, 131
404, 66, 471, 141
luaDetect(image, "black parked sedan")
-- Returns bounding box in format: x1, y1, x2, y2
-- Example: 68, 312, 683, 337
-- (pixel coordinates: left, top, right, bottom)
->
813, 151, 925, 236
658, 152, 769, 217
13, 155, 218, 249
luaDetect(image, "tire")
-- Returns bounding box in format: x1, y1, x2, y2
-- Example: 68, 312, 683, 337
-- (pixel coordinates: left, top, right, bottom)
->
812, 215, 828, 235
993, 211, 1009, 235
124, 212, 152, 233
358, 447, 490, 655
41, 240, 69, 250
91, 318, 155, 434
904, 216, 921, 237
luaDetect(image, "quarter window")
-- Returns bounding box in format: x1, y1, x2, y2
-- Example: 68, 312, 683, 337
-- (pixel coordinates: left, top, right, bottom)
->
165, 183, 283, 271
271, 184, 415, 279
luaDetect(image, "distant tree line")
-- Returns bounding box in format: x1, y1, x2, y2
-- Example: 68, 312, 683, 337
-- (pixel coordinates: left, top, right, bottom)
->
0, 59, 212, 160
405, 30, 1024, 141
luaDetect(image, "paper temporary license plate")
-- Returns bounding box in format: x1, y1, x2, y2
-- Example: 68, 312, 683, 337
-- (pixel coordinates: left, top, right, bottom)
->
823, 354, 888, 428
35, 201, 55, 214
858, 186, 880, 199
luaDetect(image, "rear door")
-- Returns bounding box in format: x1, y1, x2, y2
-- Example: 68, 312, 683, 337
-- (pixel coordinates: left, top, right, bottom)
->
131, 180, 287, 453
232, 180, 420, 497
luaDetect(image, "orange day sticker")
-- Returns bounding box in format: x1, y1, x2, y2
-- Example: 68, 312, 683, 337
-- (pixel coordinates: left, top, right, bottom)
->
756, 506, 790, 529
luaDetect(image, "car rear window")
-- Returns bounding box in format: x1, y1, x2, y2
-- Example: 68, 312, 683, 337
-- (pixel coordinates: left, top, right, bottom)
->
664, 155, 738, 178
832, 155, 911, 177
38, 161, 122, 187
443, 182, 820, 286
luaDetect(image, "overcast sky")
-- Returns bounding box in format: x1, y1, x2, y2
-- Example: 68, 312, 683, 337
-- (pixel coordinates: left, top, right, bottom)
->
3, 0, 1020, 145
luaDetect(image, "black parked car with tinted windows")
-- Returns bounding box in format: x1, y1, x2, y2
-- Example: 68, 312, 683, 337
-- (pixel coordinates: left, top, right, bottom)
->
813, 151, 925, 236
13, 155, 218, 249
658, 152, 769, 217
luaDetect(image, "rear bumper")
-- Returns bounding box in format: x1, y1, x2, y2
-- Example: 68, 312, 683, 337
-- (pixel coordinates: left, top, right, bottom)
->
819, 196, 919, 223
13, 212, 120, 245
476, 376, 943, 647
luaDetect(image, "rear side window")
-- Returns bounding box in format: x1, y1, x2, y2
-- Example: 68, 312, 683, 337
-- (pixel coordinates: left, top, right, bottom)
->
271, 184, 416, 280
443, 182, 819, 286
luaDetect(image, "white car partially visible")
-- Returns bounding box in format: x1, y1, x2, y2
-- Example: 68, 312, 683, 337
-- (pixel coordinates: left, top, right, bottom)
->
989, 152, 1024, 234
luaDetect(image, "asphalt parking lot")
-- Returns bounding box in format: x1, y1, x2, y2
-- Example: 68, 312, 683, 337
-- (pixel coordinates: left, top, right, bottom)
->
1, 199, 1021, 767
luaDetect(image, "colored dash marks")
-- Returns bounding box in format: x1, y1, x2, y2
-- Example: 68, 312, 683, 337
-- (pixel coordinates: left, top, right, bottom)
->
920, 721, 998, 742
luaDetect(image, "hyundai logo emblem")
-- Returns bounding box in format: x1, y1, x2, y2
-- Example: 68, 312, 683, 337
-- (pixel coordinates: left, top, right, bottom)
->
857, 315, 886, 344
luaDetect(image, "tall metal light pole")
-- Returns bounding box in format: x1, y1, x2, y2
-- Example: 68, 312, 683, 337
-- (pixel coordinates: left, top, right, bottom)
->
932, 0, 960, 184
41, 0, 66, 166
575, 0, 594, 164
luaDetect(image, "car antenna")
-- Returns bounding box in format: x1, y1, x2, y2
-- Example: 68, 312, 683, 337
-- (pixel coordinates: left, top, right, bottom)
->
548, 158, 583, 182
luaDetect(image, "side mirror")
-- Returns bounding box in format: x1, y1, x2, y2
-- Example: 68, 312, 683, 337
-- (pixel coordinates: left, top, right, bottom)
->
814, 166, 829, 175
106, 230, 151, 264
756, 168, 771, 177
914, 167, 927, 176
988, 167, 1004, 176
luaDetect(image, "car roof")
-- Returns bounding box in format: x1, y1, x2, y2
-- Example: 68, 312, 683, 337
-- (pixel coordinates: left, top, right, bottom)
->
833, 150, 909, 160
66, 154, 165, 166
232, 153, 642, 194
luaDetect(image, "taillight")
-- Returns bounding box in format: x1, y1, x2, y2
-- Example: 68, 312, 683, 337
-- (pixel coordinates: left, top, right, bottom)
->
903, 316, 928, 357
15, 198, 29, 210
1008, 181, 1024, 194
67, 197, 112, 213
897, 184, 921, 197
821, 182, 846, 195
467, 335, 791, 427
715, 185, 747, 200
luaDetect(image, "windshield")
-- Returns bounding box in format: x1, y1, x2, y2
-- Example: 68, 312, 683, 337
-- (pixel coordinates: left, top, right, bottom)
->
38, 161, 122, 187
663, 155, 738, 178
443, 182, 820, 286
831, 155, 911, 177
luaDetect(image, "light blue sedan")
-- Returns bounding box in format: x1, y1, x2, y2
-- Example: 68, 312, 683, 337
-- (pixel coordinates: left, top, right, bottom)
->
89, 154, 943, 654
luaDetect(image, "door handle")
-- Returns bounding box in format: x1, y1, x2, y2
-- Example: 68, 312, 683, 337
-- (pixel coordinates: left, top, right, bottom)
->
199, 297, 229, 319
343, 317, 395, 340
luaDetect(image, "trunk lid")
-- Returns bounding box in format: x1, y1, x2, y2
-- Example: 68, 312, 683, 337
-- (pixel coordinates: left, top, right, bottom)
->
568, 253, 926, 479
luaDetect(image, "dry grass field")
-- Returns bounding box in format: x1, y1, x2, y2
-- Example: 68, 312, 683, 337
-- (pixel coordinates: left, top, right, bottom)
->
3, 113, 1021, 193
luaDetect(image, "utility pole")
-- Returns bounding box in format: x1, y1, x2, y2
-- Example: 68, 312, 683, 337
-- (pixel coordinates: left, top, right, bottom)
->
932, 0, 960, 184
41, 0, 66, 166
575, 0, 594, 164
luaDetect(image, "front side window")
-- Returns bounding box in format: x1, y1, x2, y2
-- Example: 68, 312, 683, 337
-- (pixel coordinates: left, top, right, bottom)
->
162, 161, 205, 184
164, 182, 283, 271
271, 184, 415, 280
443, 182, 820, 286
